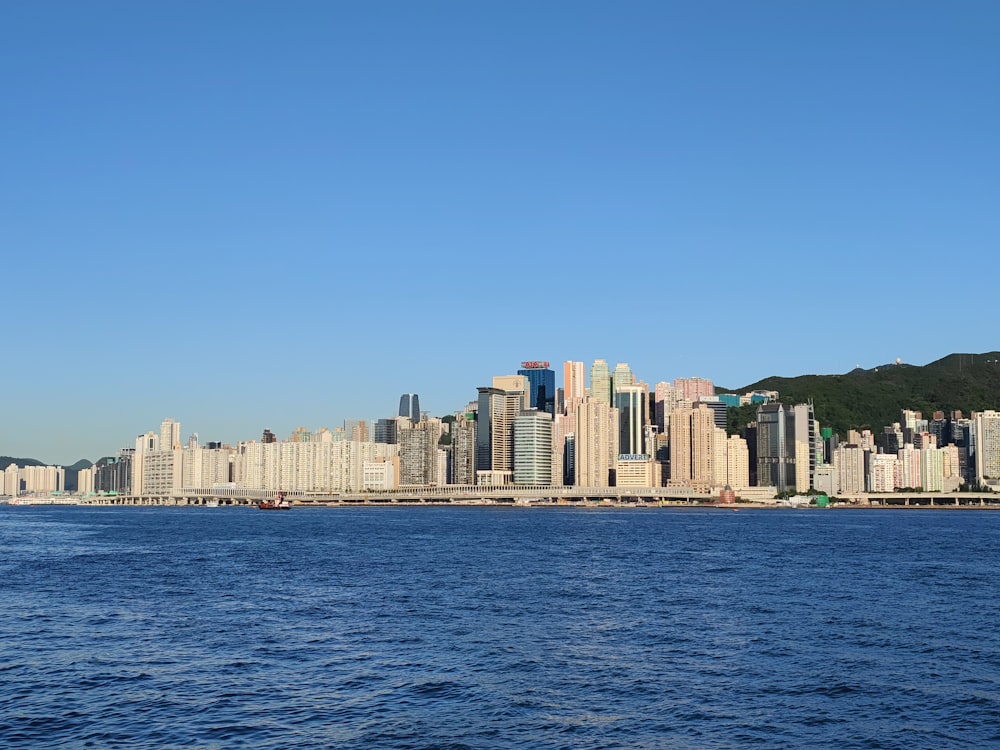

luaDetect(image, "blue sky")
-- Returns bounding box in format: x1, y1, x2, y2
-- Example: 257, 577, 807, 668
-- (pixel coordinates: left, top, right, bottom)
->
3, 1, 998, 464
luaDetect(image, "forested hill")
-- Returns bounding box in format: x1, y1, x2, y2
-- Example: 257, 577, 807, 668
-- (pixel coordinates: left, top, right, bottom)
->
723, 352, 1000, 436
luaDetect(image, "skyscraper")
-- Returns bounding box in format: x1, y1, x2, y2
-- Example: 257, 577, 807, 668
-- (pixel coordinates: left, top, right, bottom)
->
398, 393, 421, 424
517, 361, 556, 415
589, 360, 611, 406
475, 386, 523, 479
615, 383, 648, 457
612, 363, 634, 393
575, 398, 617, 487
513, 410, 553, 485
563, 361, 586, 410
756, 402, 817, 493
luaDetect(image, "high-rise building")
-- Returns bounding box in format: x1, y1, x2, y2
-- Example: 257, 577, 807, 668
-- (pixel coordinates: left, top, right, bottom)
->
868, 453, 898, 492
575, 398, 617, 487
94, 449, 133, 495
160, 418, 181, 451
834, 443, 865, 495
612, 363, 634, 393
475, 386, 523, 479
726, 435, 750, 490
517, 361, 556, 415
342, 420, 368, 442
374, 418, 398, 445
653, 382, 677, 431
756, 403, 807, 493
674, 377, 715, 403
589, 360, 611, 406
563, 361, 586, 411
974, 410, 1000, 484
399, 393, 421, 424
615, 383, 648, 457
513, 410, 553, 485
450, 413, 476, 485
399, 423, 433, 485
492, 375, 529, 410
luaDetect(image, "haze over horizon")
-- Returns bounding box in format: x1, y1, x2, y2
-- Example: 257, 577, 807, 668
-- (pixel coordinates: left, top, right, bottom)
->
3, 2, 998, 464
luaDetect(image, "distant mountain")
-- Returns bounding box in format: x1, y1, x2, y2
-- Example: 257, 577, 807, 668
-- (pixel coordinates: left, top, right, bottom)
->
723, 352, 1000, 435
0, 457, 45, 469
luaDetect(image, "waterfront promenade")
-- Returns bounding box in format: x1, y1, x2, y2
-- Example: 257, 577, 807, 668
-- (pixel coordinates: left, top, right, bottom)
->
73, 486, 1000, 508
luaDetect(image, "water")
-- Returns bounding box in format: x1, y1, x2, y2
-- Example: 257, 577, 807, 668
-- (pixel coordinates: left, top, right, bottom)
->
1, 505, 999, 749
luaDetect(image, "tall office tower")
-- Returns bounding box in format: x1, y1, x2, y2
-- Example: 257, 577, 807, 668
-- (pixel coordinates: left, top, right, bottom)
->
726, 435, 750, 489
374, 418, 398, 445
475, 387, 523, 476
589, 359, 611, 406
615, 383, 648, 457
756, 403, 797, 493
262, 429, 277, 444
792, 403, 819, 492
160, 418, 181, 451
513, 410, 554, 485
563, 433, 576, 485
399, 393, 421, 424
517, 361, 556, 415
974, 410, 1000, 484
697, 398, 728, 431
450, 413, 476, 485
575, 398, 617, 487
612, 363, 634, 393
492, 375, 530, 410
563, 361, 586, 411
674, 377, 715, 403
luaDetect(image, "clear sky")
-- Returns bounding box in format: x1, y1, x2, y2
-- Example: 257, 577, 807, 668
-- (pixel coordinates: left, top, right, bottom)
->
3, 1, 998, 464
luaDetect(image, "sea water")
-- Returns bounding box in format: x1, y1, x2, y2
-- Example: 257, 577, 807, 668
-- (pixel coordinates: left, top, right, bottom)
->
1, 505, 998, 748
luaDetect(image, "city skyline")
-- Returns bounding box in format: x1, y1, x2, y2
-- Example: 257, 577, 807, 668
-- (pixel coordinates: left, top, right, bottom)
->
4, 3, 998, 463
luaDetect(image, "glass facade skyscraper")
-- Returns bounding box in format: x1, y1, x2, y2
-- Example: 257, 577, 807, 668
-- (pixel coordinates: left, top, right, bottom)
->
398, 393, 421, 423
517, 362, 555, 415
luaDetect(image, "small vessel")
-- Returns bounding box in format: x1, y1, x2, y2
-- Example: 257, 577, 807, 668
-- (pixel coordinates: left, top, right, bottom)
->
258, 492, 292, 511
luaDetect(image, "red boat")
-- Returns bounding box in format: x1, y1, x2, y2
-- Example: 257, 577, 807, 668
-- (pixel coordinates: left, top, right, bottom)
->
258, 492, 292, 511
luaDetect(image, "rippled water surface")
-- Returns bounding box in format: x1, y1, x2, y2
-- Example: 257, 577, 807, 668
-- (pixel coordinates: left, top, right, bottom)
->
2, 505, 999, 748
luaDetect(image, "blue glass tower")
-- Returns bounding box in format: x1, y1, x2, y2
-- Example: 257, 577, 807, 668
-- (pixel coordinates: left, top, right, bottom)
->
398, 393, 420, 423
517, 362, 555, 415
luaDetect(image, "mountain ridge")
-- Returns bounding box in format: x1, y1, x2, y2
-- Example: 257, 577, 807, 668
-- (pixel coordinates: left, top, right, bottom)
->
723, 351, 1000, 436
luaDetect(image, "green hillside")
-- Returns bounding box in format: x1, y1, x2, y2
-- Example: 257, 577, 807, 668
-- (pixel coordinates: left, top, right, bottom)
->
725, 352, 1000, 435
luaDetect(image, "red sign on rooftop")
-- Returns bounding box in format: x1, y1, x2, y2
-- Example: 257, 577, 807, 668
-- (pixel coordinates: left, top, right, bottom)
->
521, 361, 550, 369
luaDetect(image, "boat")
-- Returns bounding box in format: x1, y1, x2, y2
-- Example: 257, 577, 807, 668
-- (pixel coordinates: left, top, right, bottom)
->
258, 492, 292, 511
